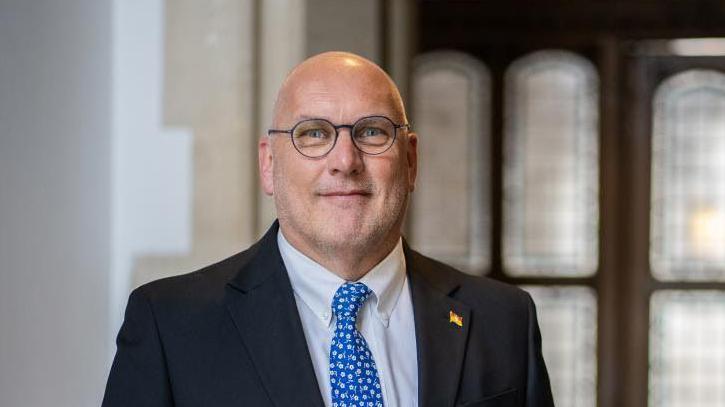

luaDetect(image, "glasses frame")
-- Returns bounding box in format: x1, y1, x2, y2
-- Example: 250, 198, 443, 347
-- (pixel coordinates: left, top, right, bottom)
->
267, 115, 410, 158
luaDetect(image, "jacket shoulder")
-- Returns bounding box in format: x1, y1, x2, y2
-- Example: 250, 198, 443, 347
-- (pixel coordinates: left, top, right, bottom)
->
131, 243, 260, 307
407, 248, 532, 311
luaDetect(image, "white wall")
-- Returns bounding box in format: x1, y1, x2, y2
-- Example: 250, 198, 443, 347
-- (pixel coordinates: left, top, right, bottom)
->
0, 0, 112, 406
109, 0, 193, 358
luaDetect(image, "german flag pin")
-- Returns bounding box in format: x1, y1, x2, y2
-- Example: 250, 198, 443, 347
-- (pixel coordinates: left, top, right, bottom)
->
449, 310, 463, 327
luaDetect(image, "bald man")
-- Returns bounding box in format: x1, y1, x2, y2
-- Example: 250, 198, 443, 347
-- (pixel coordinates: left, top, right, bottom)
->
103, 52, 554, 407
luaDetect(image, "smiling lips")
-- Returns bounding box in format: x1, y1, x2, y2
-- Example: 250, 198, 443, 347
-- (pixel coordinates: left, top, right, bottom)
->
317, 189, 372, 205
319, 190, 370, 197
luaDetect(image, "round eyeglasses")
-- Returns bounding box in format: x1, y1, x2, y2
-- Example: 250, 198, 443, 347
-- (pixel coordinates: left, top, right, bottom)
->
267, 115, 410, 158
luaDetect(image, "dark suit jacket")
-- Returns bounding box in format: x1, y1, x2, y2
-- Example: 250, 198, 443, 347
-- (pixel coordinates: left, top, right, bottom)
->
103, 222, 554, 407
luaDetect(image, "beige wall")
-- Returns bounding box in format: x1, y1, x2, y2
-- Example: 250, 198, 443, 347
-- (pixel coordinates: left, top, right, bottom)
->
133, 0, 259, 287
306, 0, 383, 62
0, 1, 415, 405
133, 0, 410, 288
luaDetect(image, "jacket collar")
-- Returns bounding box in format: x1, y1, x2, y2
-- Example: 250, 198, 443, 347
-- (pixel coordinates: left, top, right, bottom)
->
404, 242, 472, 407
225, 221, 325, 407
226, 221, 284, 293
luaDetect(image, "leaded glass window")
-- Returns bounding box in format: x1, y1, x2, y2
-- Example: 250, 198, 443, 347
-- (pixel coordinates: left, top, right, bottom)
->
524, 286, 598, 407
649, 68, 725, 407
649, 290, 725, 407
650, 69, 725, 281
409, 51, 491, 275
503, 50, 600, 277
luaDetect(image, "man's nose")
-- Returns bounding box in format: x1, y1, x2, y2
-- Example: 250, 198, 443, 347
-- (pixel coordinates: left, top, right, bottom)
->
325, 128, 364, 176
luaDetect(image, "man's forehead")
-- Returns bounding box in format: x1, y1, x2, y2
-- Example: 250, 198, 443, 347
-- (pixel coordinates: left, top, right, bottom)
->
273, 52, 406, 125
288, 67, 394, 98
288, 86, 401, 126
289, 52, 384, 82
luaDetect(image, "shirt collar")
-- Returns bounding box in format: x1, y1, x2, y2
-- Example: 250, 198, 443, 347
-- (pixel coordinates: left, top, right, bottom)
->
277, 230, 406, 328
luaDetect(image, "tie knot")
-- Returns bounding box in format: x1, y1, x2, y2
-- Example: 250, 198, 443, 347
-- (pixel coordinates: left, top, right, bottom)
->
331, 282, 371, 321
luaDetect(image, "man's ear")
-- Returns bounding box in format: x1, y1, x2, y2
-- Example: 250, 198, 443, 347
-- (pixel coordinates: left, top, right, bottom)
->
406, 132, 418, 192
258, 136, 275, 196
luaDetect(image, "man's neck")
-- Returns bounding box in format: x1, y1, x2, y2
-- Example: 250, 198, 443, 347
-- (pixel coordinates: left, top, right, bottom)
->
279, 227, 401, 282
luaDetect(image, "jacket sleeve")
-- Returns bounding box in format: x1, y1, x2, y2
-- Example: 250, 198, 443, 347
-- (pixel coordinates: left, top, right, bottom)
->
524, 292, 555, 407
102, 288, 174, 407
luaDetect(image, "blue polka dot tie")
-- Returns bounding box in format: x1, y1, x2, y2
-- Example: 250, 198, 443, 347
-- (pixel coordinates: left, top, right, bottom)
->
329, 282, 384, 406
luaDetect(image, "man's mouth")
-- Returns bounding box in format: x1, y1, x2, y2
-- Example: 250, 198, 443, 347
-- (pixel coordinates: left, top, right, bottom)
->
317, 187, 373, 207
319, 189, 371, 197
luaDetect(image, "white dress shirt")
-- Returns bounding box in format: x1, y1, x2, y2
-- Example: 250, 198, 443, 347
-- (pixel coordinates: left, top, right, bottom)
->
278, 230, 418, 407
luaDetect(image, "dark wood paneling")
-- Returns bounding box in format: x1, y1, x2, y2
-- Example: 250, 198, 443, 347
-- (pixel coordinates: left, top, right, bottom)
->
419, 0, 725, 51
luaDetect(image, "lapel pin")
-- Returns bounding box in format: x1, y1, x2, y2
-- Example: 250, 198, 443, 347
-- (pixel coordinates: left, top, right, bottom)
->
449, 310, 463, 327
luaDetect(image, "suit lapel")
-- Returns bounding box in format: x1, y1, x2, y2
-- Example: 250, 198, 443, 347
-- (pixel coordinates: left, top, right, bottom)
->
224, 223, 324, 407
222, 226, 472, 407
406, 245, 472, 407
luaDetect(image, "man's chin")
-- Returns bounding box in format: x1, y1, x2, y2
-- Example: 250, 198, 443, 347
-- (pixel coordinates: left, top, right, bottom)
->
317, 221, 378, 249
319, 194, 371, 208
322, 223, 367, 242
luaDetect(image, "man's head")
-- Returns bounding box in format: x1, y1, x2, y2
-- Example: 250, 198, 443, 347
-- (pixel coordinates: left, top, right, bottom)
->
258, 51, 417, 277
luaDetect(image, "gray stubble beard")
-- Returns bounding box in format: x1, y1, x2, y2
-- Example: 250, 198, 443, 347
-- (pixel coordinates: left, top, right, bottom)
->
273, 171, 410, 265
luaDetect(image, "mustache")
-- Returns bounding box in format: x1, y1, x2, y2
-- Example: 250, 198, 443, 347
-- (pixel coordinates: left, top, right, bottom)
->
315, 181, 375, 195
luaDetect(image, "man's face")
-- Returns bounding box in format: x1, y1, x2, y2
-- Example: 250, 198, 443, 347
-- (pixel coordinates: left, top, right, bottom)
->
259, 60, 417, 258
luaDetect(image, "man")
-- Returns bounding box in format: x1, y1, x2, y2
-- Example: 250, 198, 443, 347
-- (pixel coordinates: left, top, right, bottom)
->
103, 52, 554, 407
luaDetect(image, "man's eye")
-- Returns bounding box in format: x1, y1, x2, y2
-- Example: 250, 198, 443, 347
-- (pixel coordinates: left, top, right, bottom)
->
361, 127, 383, 137
303, 129, 328, 138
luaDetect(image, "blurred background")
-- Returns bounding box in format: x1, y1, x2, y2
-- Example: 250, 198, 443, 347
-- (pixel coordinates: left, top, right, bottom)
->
2, 0, 725, 406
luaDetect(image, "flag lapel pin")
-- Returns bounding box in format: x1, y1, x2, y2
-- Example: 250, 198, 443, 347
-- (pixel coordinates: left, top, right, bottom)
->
449, 310, 463, 327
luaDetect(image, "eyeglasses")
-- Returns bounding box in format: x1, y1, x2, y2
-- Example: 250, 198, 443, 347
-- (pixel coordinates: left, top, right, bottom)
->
267, 115, 410, 158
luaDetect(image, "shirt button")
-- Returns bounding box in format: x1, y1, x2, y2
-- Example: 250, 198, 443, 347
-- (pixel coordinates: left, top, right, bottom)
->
322, 311, 330, 319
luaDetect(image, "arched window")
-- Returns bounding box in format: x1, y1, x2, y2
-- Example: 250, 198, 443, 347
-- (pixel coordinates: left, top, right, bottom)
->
649, 69, 725, 407
409, 51, 491, 275
503, 50, 600, 277
650, 69, 725, 281
504, 50, 601, 407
